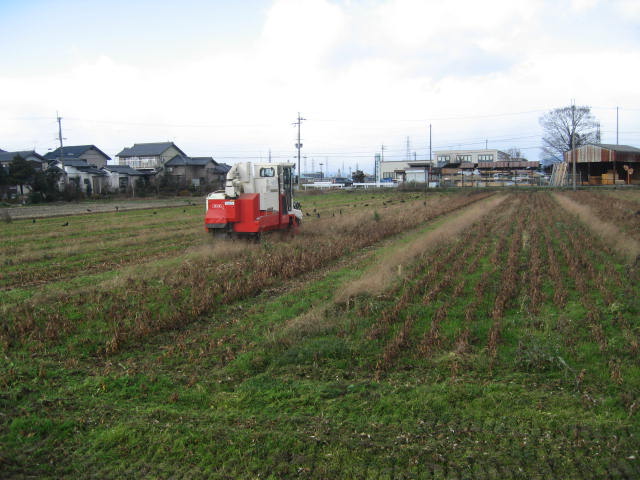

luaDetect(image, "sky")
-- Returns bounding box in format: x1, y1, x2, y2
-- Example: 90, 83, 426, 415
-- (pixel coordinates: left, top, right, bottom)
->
1, 0, 639, 175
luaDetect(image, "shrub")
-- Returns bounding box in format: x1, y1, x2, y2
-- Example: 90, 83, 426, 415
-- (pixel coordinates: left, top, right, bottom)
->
515, 334, 565, 372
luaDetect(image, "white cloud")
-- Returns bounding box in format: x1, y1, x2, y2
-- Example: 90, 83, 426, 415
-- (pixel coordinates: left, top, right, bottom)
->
614, 0, 640, 19
570, 0, 600, 11
1, 0, 639, 166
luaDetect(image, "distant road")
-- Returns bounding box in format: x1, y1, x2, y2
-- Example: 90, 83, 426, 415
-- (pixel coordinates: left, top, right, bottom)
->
2, 198, 202, 220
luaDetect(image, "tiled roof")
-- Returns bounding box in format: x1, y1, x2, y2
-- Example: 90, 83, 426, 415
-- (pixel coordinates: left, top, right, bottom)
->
214, 163, 231, 174
60, 159, 90, 167
165, 155, 216, 167
0, 150, 46, 163
102, 165, 144, 175
116, 142, 186, 158
43, 145, 111, 161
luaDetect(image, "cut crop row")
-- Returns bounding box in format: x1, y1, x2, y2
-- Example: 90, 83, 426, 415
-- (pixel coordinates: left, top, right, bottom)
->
1, 192, 493, 355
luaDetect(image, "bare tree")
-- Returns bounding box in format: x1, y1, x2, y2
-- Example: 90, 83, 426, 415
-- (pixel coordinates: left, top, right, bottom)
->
506, 147, 523, 160
539, 105, 600, 162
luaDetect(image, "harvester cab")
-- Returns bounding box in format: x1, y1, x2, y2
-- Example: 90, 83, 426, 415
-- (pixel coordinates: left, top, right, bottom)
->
205, 162, 303, 239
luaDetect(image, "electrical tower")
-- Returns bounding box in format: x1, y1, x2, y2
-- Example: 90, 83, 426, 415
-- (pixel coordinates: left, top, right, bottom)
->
406, 137, 411, 161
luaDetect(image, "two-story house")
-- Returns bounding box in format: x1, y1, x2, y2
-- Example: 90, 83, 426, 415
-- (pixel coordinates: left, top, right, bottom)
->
44, 145, 111, 169
164, 155, 227, 188
115, 142, 187, 173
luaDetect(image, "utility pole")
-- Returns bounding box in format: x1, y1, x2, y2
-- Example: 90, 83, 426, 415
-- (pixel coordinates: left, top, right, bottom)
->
571, 102, 576, 191
485, 139, 488, 150
293, 112, 306, 186
429, 124, 432, 166
616, 106, 619, 145
380, 144, 386, 184
406, 137, 411, 161
268, 149, 272, 163
56, 111, 65, 164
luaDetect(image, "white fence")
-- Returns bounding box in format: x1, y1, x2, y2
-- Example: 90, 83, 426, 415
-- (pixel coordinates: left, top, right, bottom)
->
301, 182, 398, 190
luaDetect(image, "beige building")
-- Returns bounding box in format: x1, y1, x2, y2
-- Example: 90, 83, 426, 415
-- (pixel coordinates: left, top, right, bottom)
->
379, 160, 430, 182
434, 149, 509, 166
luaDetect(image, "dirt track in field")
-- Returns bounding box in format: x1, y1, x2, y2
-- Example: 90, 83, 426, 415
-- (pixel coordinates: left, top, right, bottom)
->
1, 197, 203, 220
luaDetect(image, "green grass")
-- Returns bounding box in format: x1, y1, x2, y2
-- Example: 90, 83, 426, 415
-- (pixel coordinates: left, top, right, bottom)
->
1, 190, 639, 478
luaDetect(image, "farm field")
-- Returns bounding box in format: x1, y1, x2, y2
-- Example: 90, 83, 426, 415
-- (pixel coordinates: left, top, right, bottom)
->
1, 188, 639, 478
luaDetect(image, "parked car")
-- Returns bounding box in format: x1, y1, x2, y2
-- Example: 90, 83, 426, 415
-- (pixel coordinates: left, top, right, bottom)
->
333, 177, 353, 186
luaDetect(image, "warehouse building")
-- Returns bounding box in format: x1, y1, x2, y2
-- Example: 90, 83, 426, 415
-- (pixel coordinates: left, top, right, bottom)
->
553, 144, 640, 186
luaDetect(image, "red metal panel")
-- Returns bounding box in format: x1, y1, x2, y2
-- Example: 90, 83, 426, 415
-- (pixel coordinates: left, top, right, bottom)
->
224, 200, 238, 222
233, 194, 261, 233
205, 199, 227, 225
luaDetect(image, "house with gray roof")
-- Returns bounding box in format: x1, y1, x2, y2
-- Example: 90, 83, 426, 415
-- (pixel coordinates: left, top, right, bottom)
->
47, 158, 108, 195
101, 165, 145, 194
44, 145, 111, 169
0, 150, 47, 197
115, 142, 187, 172
164, 155, 228, 188
0, 150, 47, 169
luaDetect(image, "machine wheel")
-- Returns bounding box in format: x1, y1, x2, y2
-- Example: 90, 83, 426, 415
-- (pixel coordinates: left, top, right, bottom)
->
209, 228, 231, 240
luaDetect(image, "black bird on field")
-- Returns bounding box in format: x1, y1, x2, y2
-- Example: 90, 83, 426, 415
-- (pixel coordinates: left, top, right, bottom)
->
306, 212, 310, 217
115, 206, 119, 212
183, 209, 186, 213
153, 211, 157, 215
339, 209, 342, 215
86, 208, 91, 212
316, 213, 320, 218
32, 219, 36, 223
62, 221, 69, 226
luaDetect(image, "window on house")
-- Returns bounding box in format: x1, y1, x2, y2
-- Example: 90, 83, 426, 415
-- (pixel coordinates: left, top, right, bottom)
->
437, 155, 450, 162
457, 155, 472, 162
260, 167, 275, 177
478, 154, 494, 162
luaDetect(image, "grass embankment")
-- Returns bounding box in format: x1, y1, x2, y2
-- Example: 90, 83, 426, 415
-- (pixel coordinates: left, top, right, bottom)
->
1, 190, 639, 478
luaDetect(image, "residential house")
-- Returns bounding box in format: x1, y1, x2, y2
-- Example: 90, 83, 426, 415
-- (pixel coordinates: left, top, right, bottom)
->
0, 150, 47, 196
101, 165, 145, 194
44, 145, 111, 168
164, 155, 229, 188
0, 150, 47, 170
115, 142, 187, 172
48, 159, 107, 194
213, 163, 231, 185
